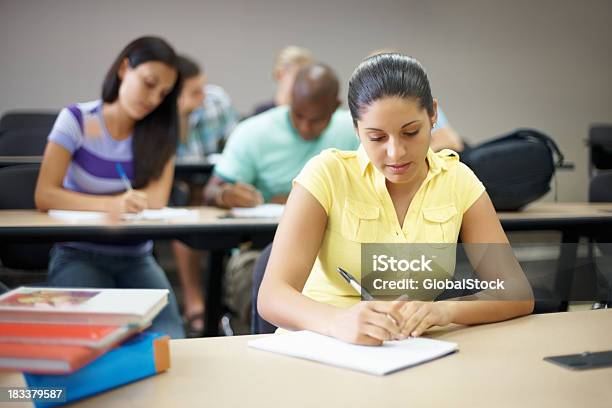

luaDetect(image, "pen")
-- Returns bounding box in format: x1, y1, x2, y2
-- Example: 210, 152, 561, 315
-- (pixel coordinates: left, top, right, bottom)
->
337, 267, 374, 301
338, 266, 403, 329
115, 163, 133, 191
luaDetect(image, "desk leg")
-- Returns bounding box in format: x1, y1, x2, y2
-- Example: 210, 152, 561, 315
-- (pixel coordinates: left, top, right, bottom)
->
203, 250, 225, 336
556, 231, 579, 311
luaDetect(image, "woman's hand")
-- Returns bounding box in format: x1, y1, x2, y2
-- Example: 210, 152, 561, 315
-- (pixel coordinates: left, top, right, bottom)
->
398, 301, 455, 338
107, 190, 148, 218
328, 301, 406, 346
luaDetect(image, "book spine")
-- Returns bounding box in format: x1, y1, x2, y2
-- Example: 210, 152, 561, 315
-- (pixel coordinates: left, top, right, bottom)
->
23, 331, 170, 408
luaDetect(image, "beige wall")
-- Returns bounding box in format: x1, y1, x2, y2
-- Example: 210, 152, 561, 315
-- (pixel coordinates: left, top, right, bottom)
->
1, 0, 610, 201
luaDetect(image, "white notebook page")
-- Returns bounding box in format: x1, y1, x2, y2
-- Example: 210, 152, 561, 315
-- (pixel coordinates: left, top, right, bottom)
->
249, 330, 458, 376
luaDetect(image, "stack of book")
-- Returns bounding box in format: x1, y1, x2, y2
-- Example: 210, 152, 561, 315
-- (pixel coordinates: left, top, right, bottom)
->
0, 286, 172, 407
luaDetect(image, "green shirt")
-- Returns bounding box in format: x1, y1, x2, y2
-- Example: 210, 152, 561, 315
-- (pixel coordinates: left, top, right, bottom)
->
214, 105, 360, 201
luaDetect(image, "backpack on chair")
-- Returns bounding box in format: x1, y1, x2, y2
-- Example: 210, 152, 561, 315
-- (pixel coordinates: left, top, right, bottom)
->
223, 247, 261, 334
461, 128, 566, 211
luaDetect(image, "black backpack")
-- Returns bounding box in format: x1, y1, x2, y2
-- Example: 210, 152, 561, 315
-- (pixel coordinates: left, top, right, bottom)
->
461, 129, 566, 211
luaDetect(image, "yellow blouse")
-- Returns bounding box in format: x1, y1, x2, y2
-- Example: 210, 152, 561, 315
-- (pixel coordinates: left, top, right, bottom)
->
293, 145, 485, 308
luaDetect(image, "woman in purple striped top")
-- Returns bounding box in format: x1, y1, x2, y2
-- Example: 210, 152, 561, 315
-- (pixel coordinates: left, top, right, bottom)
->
35, 36, 185, 338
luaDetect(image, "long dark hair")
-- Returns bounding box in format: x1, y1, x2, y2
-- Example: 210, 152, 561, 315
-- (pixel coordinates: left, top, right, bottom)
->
177, 55, 202, 80
102, 36, 181, 188
348, 53, 434, 126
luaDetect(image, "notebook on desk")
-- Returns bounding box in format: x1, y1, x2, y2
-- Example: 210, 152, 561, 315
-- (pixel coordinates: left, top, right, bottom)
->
248, 330, 458, 376
229, 204, 284, 218
48, 208, 198, 222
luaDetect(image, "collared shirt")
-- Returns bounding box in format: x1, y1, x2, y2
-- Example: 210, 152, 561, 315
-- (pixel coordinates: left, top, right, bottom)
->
293, 145, 485, 308
214, 105, 360, 202
177, 84, 239, 159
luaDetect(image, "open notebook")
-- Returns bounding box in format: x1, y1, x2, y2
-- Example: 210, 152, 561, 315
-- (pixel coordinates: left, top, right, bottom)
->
248, 330, 458, 376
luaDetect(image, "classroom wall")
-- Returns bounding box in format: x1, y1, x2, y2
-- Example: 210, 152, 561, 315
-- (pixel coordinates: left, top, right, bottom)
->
0, 0, 610, 202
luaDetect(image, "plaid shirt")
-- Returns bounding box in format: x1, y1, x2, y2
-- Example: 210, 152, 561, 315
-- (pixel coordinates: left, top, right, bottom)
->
177, 84, 239, 159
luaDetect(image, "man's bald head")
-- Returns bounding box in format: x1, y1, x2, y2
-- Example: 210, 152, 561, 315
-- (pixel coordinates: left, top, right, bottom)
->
290, 63, 341, 140
292, 63, 339, 103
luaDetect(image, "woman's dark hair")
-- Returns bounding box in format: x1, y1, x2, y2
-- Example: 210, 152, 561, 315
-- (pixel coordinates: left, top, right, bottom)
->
348, 53, 434, 126
177, 55, 202, 81
102, 36, 182, 188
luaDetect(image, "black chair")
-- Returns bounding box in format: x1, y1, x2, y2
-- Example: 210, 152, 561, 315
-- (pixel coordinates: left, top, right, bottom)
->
0, 279, 10, 294
588, 125, 612, 308
589, 172, 612, 308
0, 129, 49, 156
0, 111, 57, 135
588, 125, 612, 173
0, 164, 51, 273
251, 243, 277, 334
589, 171, 612, 203
0, 164, 39, 208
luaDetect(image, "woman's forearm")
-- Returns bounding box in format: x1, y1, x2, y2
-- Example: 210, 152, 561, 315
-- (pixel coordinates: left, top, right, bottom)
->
35, 185, 113, 212
142, 184, 170, 209
143, 158, 175, 209
258, 281, 341, 336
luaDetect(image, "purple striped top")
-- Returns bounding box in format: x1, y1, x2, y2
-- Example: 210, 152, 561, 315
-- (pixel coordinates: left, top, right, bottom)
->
48, 100, 152, 255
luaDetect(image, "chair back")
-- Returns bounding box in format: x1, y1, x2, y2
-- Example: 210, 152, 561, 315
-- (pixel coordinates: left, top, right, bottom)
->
0, 129, 49, 156
0, 164, 51, 270
0, 111, 57, 135
588, 125, 612, 175
589, 171, 612, 203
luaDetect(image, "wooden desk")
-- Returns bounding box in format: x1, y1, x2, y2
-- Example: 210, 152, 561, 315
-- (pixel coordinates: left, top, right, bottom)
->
1, 203, 612, 334
1, 309, 610, 407
500, 202, 612, 308
498, 202, 612, 231
2, 202, 610, 242
0, 207, 275, 243
0, 207, 278, 336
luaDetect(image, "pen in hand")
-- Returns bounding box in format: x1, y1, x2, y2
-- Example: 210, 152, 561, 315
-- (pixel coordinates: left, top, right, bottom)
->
337, 266, 398, 326
115, 163, 133, 192
338, 267, 410, 332
337, 267, 374, 301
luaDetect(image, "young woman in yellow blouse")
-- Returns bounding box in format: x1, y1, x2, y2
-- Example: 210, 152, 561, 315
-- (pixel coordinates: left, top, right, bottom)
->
258, 53, 534, 345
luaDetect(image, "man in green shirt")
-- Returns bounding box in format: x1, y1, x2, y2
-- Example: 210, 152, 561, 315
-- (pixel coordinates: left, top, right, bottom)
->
202, 63, 359, 334
204, 63, 359, 207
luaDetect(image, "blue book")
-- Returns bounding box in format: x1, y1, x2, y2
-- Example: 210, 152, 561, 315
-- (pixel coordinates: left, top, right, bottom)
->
23, 331, 170, 407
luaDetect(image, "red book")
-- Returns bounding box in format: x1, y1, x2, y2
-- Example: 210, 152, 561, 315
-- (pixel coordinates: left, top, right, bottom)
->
0, 322, 138, 349
0, 341, 110, 374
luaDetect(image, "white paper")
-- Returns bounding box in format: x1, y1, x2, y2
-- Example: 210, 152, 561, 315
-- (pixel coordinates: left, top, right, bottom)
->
124, 208, 198, 221
229, 204, 284, 218
48, 210, 106, 221
175, 153, 218, 165
206, 153, 221, 165
248, 330, 458, 376
48, 208, 198, 222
